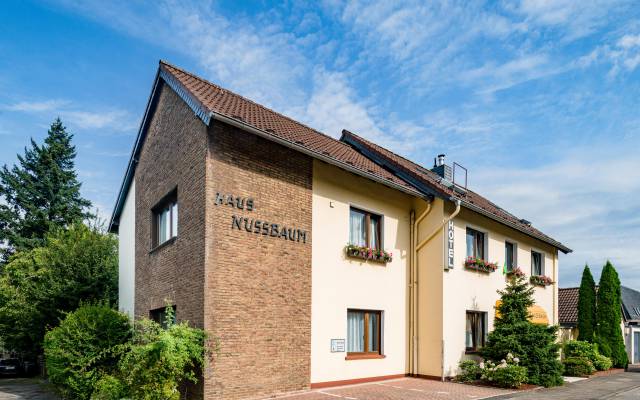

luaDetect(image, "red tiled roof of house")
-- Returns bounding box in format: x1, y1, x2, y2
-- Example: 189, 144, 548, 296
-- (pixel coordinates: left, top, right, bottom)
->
110, 61, 569, 253
159, 61, 418, 193
340, 130, 570, 253
558, 287, 579, 326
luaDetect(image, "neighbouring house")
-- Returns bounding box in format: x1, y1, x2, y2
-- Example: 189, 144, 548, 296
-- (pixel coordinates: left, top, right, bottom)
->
109, 60, 571, 399
558, 286, 640, 364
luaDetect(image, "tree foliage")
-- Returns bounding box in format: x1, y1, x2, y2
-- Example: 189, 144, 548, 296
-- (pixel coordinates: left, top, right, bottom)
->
577, 265, 597, 342
0, 118, 92, 263
0, 223, 117, 356
44, 304, 131, 400
596, 261, 628, 368
44, 305, 207, 400
481, 274, 563, 387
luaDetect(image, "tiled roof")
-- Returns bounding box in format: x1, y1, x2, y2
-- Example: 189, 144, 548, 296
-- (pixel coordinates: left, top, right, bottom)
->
622, 286, 640, 322
159, 61, 418, 193
340, 130, 571, 253
558, 287, 580, 326
109, 59, 571, 254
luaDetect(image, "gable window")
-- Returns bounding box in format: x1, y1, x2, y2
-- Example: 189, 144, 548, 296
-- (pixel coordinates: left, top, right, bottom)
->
505, 241, 516, 271
152, 190, 178, 248
349, 207, 382, 250
347, 309, 381, 355
465, 311, 487, 353
531, 251, 544, 276
466, 227, 485, 259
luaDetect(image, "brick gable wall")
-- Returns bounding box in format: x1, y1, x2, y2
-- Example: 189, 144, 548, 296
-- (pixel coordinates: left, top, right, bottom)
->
204, 121, 313, 399
134, 83, 207, 330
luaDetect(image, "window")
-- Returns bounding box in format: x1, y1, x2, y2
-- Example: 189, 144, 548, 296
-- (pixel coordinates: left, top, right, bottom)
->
466, 227, 485, 259
465, 311, 487, 352
152, 190, 178, 248
505, 241, 516, 271
531, 251, 544, 276
349, 207, 382, 250
347, 309, 381, 355
150, 305, 176, 328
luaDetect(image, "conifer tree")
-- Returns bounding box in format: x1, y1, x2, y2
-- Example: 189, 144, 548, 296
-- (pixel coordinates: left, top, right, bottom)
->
481, 274, 563, 387
0, 118, 92, 263
577, 265, 597, 342
596, 261, 628, 368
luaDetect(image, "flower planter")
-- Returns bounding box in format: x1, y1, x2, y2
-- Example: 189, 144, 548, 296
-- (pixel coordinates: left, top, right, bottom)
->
345, 244, 392, 263
464, 257, 498, 273
530, 275, 553, 287
506, 267, 526, 278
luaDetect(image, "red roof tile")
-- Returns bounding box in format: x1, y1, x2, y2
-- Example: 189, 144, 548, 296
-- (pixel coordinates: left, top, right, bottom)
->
150, 61, 569, 252
559, 287, 580, 326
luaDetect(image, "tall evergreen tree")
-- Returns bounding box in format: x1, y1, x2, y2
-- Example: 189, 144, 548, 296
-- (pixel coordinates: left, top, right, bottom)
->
481, 274, 563, 387
596, 261, 628, 368
0, 118, 91, 263
577, 265, 597, 342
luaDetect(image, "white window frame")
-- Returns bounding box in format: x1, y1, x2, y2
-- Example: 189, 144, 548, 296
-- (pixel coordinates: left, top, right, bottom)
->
465, 224, 488, 260
504, 240, 518, 272
531, 249, 545, 276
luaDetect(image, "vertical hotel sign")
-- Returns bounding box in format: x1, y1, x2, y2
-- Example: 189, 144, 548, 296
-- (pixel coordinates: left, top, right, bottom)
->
446, 220, 454, 269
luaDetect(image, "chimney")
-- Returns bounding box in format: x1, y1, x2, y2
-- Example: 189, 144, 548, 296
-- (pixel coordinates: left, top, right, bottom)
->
431, 154, 453, 182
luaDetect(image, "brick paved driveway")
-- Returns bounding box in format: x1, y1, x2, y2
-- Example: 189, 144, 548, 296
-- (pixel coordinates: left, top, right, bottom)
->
274, 378, 513, 400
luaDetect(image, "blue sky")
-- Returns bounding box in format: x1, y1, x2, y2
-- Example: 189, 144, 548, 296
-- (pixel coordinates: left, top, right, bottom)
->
1, 1, 639, 287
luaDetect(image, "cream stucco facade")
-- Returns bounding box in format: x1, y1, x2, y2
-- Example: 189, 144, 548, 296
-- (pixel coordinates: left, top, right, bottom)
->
310, 161, 561, 383
311, 161, 414, 384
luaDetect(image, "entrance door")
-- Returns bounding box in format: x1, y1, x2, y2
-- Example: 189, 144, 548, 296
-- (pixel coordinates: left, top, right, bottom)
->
634, 332, 640, 364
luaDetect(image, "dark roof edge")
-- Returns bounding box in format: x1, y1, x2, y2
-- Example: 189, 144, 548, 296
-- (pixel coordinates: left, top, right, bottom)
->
109, 64, 428, 232
209, 111, 426, 199
109, 64, 212, 233
342, 131, 572, 254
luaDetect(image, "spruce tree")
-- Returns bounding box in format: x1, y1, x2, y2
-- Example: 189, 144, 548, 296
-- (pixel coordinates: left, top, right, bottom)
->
596, 261, 628, 368
577, 265, 597, 342
0, 118, 92, 263
481, 274, 563, 387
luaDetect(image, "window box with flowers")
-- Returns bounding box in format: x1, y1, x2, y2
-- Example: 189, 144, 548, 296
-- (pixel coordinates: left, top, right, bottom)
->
530, 275, 553, 287
345, 244, 392, 263
506, 267, 526, 278
464, 257, 499, 273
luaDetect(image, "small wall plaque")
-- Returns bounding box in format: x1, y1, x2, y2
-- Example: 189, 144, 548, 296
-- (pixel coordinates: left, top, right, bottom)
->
331, 339, 345, 353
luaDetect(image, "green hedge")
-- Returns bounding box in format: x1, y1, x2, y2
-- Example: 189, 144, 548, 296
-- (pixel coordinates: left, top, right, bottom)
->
562, 357, 595, 377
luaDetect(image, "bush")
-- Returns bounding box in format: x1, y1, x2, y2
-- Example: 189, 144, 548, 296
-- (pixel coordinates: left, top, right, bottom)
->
456, 360, 482, 382
563, 340, 612, 371
44, 304, 131, 400
562, 357, 595, 377
480, 354, 528, 388
593, 354, 613, 371
93, 306, 207, 400
564, 340, 597, 360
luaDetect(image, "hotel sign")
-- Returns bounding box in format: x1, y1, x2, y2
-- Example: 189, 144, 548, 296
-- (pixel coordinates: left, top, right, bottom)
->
215, 192, 308, 244
446, 220, 454, 269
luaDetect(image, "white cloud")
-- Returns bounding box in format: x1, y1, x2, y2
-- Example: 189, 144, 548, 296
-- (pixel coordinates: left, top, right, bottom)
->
471, 142, 640, 287
4, 98, 137, 133
4, 99, 70, 112
579, 32, 640, 76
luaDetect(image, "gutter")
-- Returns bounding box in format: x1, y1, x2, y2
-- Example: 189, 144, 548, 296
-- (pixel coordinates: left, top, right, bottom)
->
209, 111, 426, 199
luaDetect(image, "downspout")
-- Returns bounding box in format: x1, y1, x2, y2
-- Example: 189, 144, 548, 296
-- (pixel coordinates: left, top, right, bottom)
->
415, 198, 461, 381
411, 200, 432, 376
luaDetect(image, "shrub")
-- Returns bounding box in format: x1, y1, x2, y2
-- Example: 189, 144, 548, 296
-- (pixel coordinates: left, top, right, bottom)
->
562, 357, 595, 377
480, 354, 527, 388
564, 340, 597, 360
593, 354, 613, 371
456, 360, 482, 382
93, 306, 207, 400
44, 304, 131, 400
